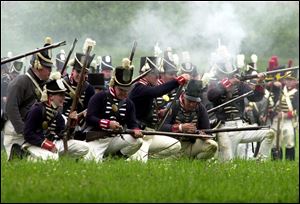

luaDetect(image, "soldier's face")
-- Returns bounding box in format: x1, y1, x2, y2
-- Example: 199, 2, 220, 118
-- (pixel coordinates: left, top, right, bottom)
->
49, 93, 65, 107
163, 72, 177, 82
101, 70, 112, 79
72, 69, 87, 83
183, 98, 198, 111
38, 66, 52, 81
114, 86, 129, 100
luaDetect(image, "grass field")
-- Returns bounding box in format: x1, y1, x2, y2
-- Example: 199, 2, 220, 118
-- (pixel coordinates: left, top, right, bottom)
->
1, 150, 299, 203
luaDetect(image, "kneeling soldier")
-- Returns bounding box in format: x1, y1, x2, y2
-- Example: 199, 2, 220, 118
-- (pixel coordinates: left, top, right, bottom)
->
161, 80, 218, 159
23, 77, 90, 161
85, 58, 143, 163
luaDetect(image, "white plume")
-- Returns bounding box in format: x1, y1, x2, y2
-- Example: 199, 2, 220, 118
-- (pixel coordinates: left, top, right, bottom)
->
49, 71, 62, 80
83, 38, 96, 53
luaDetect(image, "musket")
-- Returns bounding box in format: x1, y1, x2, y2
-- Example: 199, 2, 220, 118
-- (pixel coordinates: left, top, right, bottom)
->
200, 125, 270, 134
207, 90, 254, 114
239, 66, 299, 81
274, 86, 283, 160
1, 41, 67, 65
129, 40, 137, 65
156, 84, 184, 130
63, 44, 93, 154
60, 38, 78, 76
85, 129, 215, 142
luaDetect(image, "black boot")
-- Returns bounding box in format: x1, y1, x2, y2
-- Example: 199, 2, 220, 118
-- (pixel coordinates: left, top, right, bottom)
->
285, 147, 295, 161
8, 143, 26, 161
271, 147, 283, 160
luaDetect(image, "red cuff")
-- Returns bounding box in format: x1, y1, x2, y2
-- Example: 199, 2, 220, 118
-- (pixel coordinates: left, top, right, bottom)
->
41, 139, 55, 151
255, 85, 264, 93
176, 76, 186, 85
171, 124, 180, 132
287, 111, 293, 119
99, 119, 110, 129
221, 78, 232, 88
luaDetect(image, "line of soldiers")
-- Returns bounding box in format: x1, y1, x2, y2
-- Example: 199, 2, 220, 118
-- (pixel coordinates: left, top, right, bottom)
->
1, 38, 298, 162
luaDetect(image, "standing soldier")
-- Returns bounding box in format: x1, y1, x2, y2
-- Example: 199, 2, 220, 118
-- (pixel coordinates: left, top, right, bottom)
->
271, 69, 298, 160
3, 37, 54, 159
55, 49, 66, 74
100, 55, 114, 90
23, 78, 89, 161
207, 61, 275, 162
160, 79, 218, 160
128, 56, 190, 162
85, 58, 143, 163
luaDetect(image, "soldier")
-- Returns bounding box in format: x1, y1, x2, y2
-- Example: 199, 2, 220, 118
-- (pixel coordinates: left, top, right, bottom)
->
128, 56, 190, 162
61, 52, 95, 129
207, 61, 275, 162
3, 37, 54, 159
87, 73, 105, 93
55, 49, 66, 74
1, 58, 11, 114
22, 78, 89, 161
271, 69, 299, 160
160, 79, 218, 159
156, 50, 179, 119
100, 55, 114, 90
9, 59, 23, 80
85, 58, 143, 163
180, 51, 200, 80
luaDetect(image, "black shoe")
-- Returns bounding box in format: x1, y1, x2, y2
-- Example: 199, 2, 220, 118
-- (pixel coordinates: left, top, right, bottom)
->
8, 143, 26, 161
271, 147, 283, 160
285, 147, 295, 161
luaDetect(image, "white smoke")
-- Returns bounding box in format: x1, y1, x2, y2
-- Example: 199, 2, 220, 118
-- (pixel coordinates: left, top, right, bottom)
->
128, 2, 247, 73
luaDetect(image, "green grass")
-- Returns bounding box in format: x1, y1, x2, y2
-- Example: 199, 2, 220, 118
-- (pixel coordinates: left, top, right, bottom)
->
1, 152, 299, 203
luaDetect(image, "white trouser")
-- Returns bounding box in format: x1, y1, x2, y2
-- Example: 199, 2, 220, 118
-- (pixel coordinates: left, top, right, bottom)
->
3, 120, 25, 158
180, 138, 218, 160
129, 134, 181, 163
217, 120, 275, 162
236, 142, 256, 159
23, 139, 90, 161
84, 134, 143, 163
271, 117, 297, 148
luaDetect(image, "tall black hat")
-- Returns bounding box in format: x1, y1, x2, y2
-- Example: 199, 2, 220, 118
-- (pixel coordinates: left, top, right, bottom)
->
162, 58, 178, 74
139, 56, 160, 74
184, 79, 203, 102
101, 55, 114, 71
88, 73, 105, 89
110, 58, 134, 90
71, 52, 95, 73
30, 37, 54, 69
45, 79, 66, 94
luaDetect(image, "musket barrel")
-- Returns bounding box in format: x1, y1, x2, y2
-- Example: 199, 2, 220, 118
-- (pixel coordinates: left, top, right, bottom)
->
201, 125, 270, 134
1, 41, 67, 65
240, 66, 299, 81
207, 90, 253, 113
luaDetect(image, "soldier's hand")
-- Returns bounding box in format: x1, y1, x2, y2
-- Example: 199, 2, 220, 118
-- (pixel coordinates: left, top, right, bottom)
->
69, 111, 78, 120
133, 129, 144, 138
109, 121, 122, 131
182, 123, 197, 133
273, 81, 282, 88
257, 73, 265, 83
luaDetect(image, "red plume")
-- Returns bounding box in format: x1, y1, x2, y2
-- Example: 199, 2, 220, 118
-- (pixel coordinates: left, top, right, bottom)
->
287, 59, 293, 68
268, 59, 275, 71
